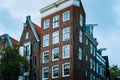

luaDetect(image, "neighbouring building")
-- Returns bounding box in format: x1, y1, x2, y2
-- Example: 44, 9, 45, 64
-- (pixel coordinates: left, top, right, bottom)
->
0, 34, 19, 54
0, 34, 19, 80
19, 16, 41, 80
39, 0, 98, 80
103, 56, 110, 80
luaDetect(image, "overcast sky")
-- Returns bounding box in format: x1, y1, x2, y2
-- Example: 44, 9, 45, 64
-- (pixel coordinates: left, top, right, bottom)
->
0, 0, 120, 67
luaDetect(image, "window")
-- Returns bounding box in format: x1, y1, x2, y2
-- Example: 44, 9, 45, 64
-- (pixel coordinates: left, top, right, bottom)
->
52, 65, 59, 78
90, 43, 93, 54
86, 55, 88, 61
43, 34, 49, 47
63, 45, 70, 59
26, 32, 29, 39
42, 67, 49, 80
79, 47, 82, 60
52, 48, 59, 61
90, 58, 92, 69
80, 14, 83, 26
86, 70, 88, 76
63, 27, 70, 41
33, 56, 36, 66
79, 30, 82, 43
33, 42, 37, 50
44, 19, 50, 29
53, 15, 59, 28
24, 45, 29, 56
53, 31, 59, 44
43, 51, 49, 63
62, 63, 70, 77
93, 47, 96, 56
86, 38, 88, 45
63, 11, 70, 21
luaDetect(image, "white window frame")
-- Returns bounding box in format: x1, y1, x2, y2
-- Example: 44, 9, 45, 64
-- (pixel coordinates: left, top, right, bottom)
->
63, 11, 70, 22
63, 27, 70, 41
53, 31, 59, 44
80, 14, 83, 26
42, 67, 49, 80
52, 48, 59, 61
43, 50, 49, 63
44, 19, 50, 29
43, 34, 49, 47
52, 65, 59, 78
79, 47, 82, 60
62, 45, 70, 59
79, 30, 82, 43
62, 63, 70, 77
53, 15, 59, 28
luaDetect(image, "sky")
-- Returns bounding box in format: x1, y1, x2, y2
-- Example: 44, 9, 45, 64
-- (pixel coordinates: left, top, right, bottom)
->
0, 0, 120, 67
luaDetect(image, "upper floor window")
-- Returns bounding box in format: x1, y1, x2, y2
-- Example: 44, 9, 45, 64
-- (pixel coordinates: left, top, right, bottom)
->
63, 45, 70, 59
90, 43, 93, 54
79, 30, 82, 43
43, 51, 49, 63
53, 31, 59, 44
63, 11, 70, 22
52, 65, 59, 78
86, 55, 88, 61
43, 34, 49, 47
80, 14, 83, 26
42, 67, 49, 80
52, 48, 59, 61
26, 32, 29, 39
62, 63, 70, 77
79, 47, 82, 60
53, 15, 59, 28
33, 42, 37, 50
44, 19, 50, 29
63, 27, 70, 41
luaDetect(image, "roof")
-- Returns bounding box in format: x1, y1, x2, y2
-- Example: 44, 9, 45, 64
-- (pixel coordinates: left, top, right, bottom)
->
33, 23, 41, 38
10, 37, 19, 45
26, 16, 41, 42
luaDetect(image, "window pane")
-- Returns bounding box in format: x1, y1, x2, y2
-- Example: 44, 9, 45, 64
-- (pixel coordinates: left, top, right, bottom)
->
43, 68, 49, 79
43, 51, 49, 63
52, 48, 59, 61
79, 30, 82, 43
53, 66, 59, 78
63, 63, 70, 76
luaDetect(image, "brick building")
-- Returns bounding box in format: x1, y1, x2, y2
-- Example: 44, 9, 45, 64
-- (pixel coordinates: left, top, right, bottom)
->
19, 16, 41, 80
39, 0, 98, 80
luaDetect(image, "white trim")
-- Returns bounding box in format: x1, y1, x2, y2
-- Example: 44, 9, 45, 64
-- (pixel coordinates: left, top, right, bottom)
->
62, 63, 70, 77
52, 65, 59, 79
42, 67, 49, 80
40, 0, 80, 18
43, 50, 49, 63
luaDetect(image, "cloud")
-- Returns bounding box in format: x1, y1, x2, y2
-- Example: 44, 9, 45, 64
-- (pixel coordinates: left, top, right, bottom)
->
113, 1, 120, 26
